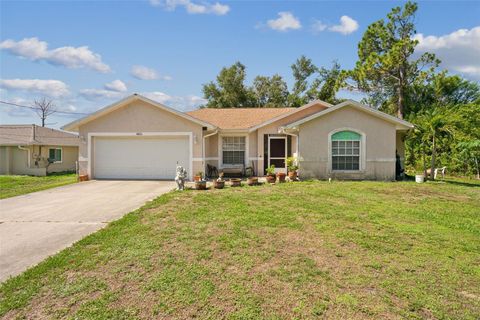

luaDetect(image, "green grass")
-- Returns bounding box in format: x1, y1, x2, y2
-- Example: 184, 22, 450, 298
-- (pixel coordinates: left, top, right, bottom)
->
1, 179, 479, 319
0, 173, 77, 199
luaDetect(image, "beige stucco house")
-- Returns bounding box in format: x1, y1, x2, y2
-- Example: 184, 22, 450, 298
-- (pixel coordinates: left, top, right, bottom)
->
0, 124, 80, 176
62, 94, 413, 181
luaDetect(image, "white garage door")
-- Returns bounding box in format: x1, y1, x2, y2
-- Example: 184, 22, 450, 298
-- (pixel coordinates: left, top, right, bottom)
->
93, 136, 190, 180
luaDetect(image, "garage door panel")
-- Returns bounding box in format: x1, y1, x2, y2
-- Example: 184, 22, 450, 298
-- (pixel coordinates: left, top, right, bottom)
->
93, 136, 190, 180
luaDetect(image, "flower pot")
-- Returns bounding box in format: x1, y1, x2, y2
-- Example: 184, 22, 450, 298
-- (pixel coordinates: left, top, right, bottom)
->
277, 172, 286, 183
247, 177, 258, 186
288, 171, 297, 180
230, 178, 242, 187
195, 180, 207, 190
194, 176, 201, 182
214, 180, 225, 189
415, 174, 425, 183
266, 174, 276, 184
79, 174, 89, 182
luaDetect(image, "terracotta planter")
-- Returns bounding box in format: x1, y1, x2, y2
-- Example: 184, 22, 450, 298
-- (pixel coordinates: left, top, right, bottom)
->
247, 177, 258, 186
288, 171, 297, 180
230, 178, 242, 187
266, 174, 276, 184
79, 174, 89, 182
214, 180, 225, 189
195, 180, 207, 190
277, 172, 286, 183
194, 176, 202, 182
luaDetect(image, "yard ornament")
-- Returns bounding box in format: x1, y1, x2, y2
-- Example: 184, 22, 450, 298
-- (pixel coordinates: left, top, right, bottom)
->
175, 165, 187, 191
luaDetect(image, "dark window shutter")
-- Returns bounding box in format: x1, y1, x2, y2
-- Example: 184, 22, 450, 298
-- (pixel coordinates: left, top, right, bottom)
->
287, 135, 292, 157
264, 134, 268, 173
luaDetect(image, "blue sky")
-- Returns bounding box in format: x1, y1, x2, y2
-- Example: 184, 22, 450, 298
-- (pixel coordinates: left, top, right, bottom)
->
1, 0, 479, 128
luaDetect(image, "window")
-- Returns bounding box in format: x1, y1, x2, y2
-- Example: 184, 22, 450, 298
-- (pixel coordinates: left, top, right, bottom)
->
222, 136, 245, 165
48, 148, 62, 163
331, 131, 360, 171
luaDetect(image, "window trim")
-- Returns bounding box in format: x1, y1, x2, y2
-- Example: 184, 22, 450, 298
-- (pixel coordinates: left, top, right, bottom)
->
218, 133, 249, 168
48, 147, 63, 164
328, 128, 366, 173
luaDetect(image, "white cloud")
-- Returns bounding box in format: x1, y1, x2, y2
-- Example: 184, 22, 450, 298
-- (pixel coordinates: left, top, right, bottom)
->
328, 15, 359, 35
130, 65, 172, 81
150, 0, 229, 15
104, 80, 127, 92
79, 89, 126, 101
0, 79, 69, 97
267, 12, 302, 32
0, 37, 111, 73
210, 2, 230, 15
143, 91, 206, 111
131, 65, 158, 80
414, 26, 480, 78
311, 20, 327, 34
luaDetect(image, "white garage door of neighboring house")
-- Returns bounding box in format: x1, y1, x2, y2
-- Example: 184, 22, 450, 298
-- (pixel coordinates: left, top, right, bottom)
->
93, 136, 190, 180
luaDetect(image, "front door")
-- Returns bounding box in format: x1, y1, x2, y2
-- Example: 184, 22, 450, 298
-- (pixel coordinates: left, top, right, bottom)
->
268, 136, 287, 173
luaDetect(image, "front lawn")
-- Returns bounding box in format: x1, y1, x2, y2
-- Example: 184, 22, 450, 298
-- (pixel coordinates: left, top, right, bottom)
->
1, 180, 479, 319
0, 173, 77, 199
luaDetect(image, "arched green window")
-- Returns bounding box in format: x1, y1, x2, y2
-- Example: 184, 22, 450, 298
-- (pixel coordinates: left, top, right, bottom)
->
332, 131, 360, 171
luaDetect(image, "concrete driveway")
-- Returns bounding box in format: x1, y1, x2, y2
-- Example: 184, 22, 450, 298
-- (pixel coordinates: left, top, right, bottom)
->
0, 180, 175, 282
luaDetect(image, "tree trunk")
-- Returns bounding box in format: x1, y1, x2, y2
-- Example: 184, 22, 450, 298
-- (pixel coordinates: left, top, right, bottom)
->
41, 115, 45, 127
430, 134, 436, 181
422, 144, 427, 178
397, 70, 405, 119
475, 157, 479, 180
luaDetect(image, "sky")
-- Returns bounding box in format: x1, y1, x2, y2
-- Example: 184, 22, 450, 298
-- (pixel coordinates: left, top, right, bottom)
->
1, 0, 479, 128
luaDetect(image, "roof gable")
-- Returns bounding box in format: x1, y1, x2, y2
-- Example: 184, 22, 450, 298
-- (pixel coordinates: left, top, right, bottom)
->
62, 94, 215, 132
284, 100, 414, 130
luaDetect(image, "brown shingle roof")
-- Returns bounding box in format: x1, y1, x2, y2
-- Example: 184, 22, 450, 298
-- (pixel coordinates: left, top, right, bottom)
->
186, 108, 295, 129
0, 125, 81, 146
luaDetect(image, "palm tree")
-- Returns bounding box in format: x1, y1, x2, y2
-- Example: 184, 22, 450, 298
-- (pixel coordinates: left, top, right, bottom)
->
415, 108, 454, 180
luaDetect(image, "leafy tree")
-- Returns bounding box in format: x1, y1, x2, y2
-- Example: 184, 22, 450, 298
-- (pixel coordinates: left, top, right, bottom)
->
407, 72, 480, 114
252, 74, 289, 107
289, 56, 345, 106
288, 56, 317, 107
308, 61, 346, 104
351, 1, 439, 119
202, 62, 256, 108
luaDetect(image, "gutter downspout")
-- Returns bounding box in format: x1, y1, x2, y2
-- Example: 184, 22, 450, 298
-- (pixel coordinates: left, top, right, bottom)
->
18, 145, 31, 168
202, 130, 218, 172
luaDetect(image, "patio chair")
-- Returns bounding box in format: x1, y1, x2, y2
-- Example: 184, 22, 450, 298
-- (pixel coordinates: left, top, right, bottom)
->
206, 164, 218, 178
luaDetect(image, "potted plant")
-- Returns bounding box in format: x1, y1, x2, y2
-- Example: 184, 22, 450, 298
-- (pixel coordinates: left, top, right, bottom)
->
265, 165, 276, 183
286, 156, 298, 180
230, 178, 242, 187
276, 171, 286, 183
247, 176, 258, 186
214, 172, 225, 189
194, 171, 203, 182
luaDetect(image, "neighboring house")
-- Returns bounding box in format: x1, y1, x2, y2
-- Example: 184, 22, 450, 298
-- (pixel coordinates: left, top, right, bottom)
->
0, 125, 80, 176
62, 94, 413, 181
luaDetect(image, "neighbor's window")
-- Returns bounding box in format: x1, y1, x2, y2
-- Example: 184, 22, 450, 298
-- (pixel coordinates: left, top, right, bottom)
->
222, 136, 245, 165
332, 131, 360, 171
48, 148, 62, 163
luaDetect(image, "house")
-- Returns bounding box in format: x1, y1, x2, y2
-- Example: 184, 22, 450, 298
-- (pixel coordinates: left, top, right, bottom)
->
0, 124, 80, 176
62, 94, 413, 181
